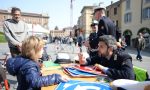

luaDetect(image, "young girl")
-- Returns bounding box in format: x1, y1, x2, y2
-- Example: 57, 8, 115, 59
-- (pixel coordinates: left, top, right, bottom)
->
6, 36, 69, 90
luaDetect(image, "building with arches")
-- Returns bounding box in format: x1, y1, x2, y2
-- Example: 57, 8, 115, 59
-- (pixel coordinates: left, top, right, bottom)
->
121, 0, 150, 48
106, 0, 150, 48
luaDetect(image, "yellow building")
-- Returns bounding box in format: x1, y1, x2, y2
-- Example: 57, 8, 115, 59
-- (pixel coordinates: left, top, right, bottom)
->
106, 1, 122, 30
121, 0, 150, 47
78, 6, 94, 38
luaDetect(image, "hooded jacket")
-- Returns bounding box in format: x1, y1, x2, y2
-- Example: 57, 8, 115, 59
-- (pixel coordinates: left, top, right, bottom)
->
6, 56, 64, 90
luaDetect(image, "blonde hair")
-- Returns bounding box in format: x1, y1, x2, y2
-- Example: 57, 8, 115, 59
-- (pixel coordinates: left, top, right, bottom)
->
21, 36, 45, 60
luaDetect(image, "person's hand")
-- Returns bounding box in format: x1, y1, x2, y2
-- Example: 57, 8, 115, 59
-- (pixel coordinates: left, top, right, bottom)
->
94, 64, 105, 71
83, 40, 90, 47
17, 43, 22, 52
116, 42, 122, 48
60, 76, 70, 82
78, 53, 86, 65
52, 74, 70, 85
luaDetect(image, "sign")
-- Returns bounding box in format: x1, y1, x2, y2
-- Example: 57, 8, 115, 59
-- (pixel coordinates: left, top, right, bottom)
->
55, 80, 112, 90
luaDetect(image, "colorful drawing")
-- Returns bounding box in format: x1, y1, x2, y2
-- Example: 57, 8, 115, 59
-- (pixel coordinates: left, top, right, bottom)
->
63, 67, 97, 77
71, 65, 105, 76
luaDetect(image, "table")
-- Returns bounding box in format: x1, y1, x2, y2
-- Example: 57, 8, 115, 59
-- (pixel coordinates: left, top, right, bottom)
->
41, 64, 97, 90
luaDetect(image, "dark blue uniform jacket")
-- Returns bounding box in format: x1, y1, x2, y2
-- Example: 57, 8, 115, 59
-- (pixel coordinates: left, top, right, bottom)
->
97, 16, 121, 41
86, 49, 135, 80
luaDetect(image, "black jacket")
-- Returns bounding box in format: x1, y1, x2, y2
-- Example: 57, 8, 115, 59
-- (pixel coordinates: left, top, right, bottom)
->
86, 49, 135, 80
134, 37, 145, 50
97, 16, 121, 41
88, 32, 99, 57
89, 32, 98, 49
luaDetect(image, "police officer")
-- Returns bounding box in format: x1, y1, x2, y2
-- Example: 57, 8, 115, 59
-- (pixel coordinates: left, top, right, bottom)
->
93, 7, 121, 41
79, 35, 135, 80
88, 23, 98, 57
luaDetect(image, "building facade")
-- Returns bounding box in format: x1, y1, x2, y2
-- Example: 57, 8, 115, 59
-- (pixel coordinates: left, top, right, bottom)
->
121, 0, 150, 47
106, 1, 122, 30
78, 6, 94, 38
50, 29, 70, 38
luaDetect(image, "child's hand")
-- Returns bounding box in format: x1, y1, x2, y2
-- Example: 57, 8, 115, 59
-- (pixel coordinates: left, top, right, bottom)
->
53, 74, 70, 84
60, 76, 70, 82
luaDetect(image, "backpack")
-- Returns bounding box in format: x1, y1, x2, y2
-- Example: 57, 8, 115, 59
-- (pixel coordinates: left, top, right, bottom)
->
133, 66, 149, 81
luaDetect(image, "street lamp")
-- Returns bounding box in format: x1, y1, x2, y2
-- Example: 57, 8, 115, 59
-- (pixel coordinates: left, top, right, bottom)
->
70, 0, 75, 37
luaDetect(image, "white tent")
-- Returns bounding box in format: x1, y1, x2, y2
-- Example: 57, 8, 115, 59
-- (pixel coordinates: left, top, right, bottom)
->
27, 24, 49, 34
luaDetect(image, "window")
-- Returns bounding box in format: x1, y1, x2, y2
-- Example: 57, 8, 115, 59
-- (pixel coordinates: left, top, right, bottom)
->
124, 13, 132, 23
116, 20, 118, 27
126, 0, 131, 10
143, 7, 150, 19
114, 7, 117, 15
3, 16, 6, 19
113, 20, 115, 23
145, 0, 150, 3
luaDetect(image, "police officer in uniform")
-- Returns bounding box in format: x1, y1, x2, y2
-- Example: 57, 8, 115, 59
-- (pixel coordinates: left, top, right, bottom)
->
88, 23, 98, 57
79, 35, 135, 80
93, 7, 121, 41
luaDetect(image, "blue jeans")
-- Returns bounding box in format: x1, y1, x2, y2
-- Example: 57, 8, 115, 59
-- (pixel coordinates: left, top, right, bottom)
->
136, 48, 142, 60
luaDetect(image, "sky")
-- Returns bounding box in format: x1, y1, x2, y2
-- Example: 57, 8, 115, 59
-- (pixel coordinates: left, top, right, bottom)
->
0, 0, 119, 30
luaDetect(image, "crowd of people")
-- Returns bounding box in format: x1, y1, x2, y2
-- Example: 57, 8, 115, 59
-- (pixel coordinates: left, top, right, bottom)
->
0, 6, 149, 90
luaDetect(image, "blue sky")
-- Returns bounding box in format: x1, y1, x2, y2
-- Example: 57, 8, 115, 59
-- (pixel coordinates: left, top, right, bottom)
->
0, 0, 118, 30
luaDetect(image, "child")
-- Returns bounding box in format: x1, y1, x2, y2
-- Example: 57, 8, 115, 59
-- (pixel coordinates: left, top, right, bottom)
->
6, 36, 69, 90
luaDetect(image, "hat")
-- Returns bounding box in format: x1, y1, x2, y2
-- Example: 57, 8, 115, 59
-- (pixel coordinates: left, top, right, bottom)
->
90, 20, 98, 26
90, 23, 96, 26
93, 6, 105, 14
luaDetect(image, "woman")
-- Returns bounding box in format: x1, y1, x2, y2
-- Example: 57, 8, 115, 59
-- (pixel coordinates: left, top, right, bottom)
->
6, 36, 69, 90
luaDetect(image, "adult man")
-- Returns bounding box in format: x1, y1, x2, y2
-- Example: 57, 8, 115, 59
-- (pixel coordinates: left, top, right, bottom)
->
88, 23, 98, 57
135, 33, 145, 61
79, 35, 135, 80
3, 7, 28, 57
93, 7, 121, 41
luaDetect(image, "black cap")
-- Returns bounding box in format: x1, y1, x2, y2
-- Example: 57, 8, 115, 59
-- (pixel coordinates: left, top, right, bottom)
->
90, 23, 96, 26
